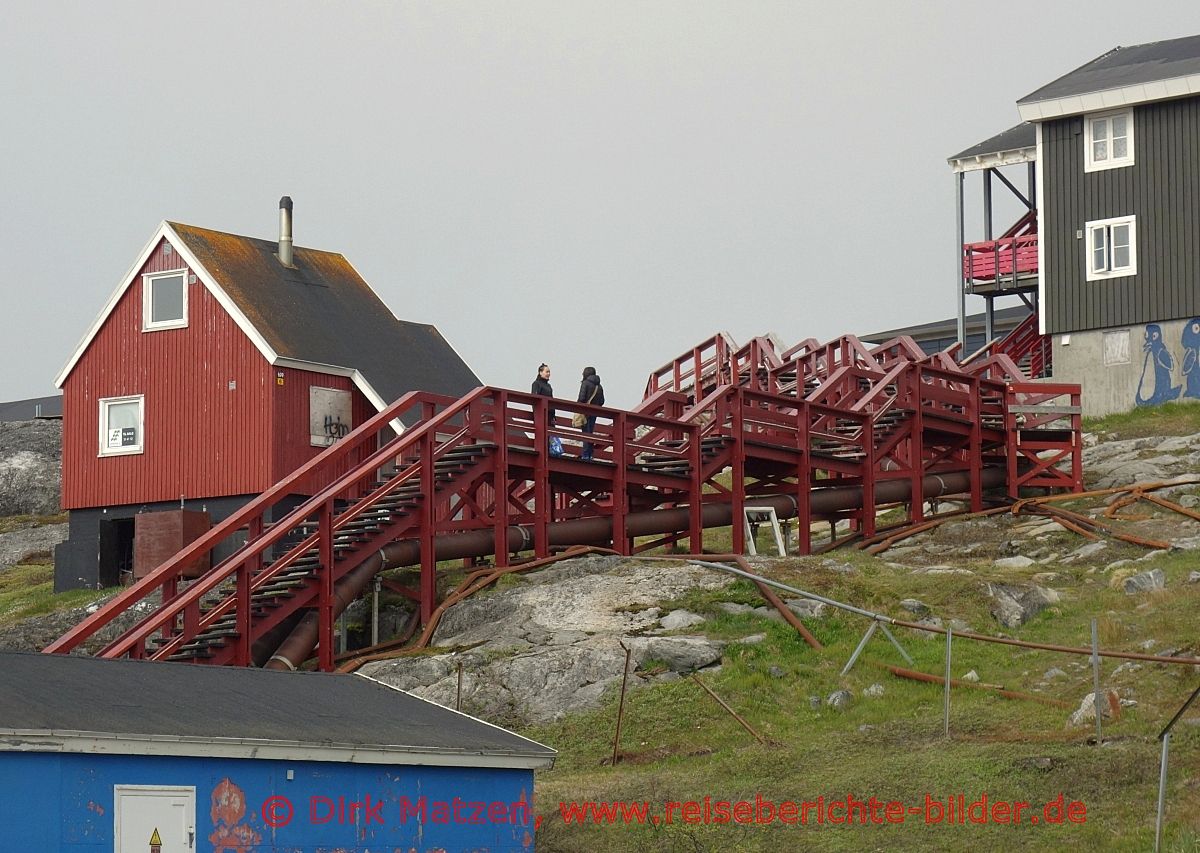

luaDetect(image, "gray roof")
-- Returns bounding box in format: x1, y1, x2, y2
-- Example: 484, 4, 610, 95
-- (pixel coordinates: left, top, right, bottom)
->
862, 305, 1031, 343
0, 651, 554, 765
1019, 34, 1200, 104
949, 122, 1036, 163
169, 222, 482, 415
0, 395, 61, 422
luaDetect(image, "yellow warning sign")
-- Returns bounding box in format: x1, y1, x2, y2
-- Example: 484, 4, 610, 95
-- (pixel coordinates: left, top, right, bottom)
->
149, 827, 162, 845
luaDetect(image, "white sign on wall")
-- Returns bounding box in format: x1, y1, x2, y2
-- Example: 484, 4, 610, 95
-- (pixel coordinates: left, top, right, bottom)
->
310, 387, 353, 447
1103, 329, 1131, 366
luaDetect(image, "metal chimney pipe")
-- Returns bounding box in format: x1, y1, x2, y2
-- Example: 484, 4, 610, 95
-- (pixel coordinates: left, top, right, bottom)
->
278, 196, 294, 266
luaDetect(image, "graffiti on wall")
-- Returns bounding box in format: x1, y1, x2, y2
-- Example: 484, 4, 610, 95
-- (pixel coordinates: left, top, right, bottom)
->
1136, 318, 1200, 406
310, 386, 354, 447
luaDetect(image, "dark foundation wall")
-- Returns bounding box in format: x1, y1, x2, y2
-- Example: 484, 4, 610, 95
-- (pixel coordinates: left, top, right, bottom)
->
53, 494, 307, 592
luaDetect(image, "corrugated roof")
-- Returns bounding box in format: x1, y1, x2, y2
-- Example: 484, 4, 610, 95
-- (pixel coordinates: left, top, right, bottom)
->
169, 222, 481, 411
1019, 33, 1200, 104
0, 651, 553, 763
948, 122, 1036, 164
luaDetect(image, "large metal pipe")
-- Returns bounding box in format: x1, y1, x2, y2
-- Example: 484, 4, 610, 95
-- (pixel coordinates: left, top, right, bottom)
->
278, 196, 294, 267
263, 468, 1003, 669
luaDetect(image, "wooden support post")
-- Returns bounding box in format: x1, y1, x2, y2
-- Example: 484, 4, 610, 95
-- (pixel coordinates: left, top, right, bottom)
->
731, 392, 746, 554
493, 391, 510, 568
796, 399, 811, 555
419, 432, 437, 624
909, 368, 925, 523
318, 499, 335, 671
612, 412, 629, 553
533, 400, 550, 559
968, 378, 983, 512
688, 421, 702, 552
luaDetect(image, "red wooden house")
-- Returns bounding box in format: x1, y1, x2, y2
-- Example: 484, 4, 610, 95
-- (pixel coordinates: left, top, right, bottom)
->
53, 199, 479, 591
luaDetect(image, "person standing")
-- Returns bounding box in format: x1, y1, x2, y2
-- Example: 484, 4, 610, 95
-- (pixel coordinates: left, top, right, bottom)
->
532, 363, 560, 455
576, 366, 604, 461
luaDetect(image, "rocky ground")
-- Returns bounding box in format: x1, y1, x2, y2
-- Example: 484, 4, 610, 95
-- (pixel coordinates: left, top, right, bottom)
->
0, 419, 61, 517
357, 430, 1200, 728
4, 423, 1198, 727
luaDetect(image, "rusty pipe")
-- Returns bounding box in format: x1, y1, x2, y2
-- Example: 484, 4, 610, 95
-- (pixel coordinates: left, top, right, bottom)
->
264, 468, 1004, 669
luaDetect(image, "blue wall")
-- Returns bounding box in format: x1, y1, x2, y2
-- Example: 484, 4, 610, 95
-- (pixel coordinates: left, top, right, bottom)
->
0, 751, 538, 852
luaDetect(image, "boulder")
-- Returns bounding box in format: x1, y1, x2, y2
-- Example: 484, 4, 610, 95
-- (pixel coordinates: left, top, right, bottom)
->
626, 636, 725, 672
785, 598, 827, 619
898, 598, 930, 617
994, 555, 1036, 569
1066, 690, 1121, 728
987, 583, 1060, 628
826, 689, 853, 711
660, 609, 706, 630
1062, 541, 1107, 563
1123, 569, 1165, 595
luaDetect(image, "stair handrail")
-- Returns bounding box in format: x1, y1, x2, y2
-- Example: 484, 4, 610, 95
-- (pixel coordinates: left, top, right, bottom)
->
45, 388, 469, 655
642, 332, 737, 399
137, 393, 493, 662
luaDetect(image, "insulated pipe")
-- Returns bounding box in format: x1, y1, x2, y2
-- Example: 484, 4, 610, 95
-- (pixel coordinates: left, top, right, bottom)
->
262, 468, 1004, 669
278, 196, 294, 267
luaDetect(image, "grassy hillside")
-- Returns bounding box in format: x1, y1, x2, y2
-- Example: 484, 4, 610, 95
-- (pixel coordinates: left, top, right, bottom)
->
521, 402, 1200, 852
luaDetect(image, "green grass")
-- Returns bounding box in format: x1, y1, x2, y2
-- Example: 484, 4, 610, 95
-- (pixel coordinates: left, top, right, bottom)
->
519, 554, 1200, 852
1084, 399, 1200, 440
0, 562, 113, 628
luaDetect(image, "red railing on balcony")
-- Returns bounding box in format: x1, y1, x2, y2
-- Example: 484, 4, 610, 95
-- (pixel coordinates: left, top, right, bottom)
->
963, 210, 1038, 285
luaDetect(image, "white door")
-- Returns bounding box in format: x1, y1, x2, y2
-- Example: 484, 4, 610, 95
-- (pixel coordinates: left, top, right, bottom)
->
114, 785, 195, 853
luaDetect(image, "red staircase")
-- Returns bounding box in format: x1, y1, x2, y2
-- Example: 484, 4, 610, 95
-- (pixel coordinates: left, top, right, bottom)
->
46, 330, 1082, 670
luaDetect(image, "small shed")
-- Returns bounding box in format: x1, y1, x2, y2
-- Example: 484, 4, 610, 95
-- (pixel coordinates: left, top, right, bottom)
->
0, 651, 554, 851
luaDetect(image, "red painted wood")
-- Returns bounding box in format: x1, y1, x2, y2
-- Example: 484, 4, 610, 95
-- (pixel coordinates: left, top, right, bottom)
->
62, 236, 379, 509
62, 237, 273, 508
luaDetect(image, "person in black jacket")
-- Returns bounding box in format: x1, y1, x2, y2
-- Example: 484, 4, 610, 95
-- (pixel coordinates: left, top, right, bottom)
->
577, 366, 604, 461
531, 364, 558, 451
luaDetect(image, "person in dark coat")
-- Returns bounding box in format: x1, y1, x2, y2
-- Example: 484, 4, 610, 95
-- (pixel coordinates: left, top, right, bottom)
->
531, 363, 554, 422
577, 366, 604, 461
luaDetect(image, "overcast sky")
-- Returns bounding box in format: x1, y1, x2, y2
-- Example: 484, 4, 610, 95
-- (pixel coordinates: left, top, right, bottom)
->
3, 2, 1197, 407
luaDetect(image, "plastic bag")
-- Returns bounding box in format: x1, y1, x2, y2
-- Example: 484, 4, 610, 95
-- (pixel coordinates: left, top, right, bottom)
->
572, 413, 587, 428
549, 435, 564, 457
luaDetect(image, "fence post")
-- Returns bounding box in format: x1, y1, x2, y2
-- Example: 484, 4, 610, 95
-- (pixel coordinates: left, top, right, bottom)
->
943, 627, 953, 737
1091, 618, 1103, 743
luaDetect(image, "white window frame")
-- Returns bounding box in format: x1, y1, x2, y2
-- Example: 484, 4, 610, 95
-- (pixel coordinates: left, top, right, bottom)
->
1085, 215, 1137, 281
1084, 108, 1134, 172
99, 394, 145, 457
142, 269, 189, 331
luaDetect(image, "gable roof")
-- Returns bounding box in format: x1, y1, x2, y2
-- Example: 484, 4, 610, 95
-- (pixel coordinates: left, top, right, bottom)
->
0, 651, 554, 769
56, 221, 481, 420
1018, 33, 1200, 120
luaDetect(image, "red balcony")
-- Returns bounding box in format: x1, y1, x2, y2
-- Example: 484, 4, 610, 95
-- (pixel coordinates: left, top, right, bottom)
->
962, 210, 1037, 287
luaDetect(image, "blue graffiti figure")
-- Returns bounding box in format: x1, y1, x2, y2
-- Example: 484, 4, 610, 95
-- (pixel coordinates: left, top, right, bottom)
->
1136, 324, 1182, 406
1182, 318, 1200, 400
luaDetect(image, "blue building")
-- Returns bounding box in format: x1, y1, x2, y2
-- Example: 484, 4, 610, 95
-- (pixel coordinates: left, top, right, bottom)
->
0, 651, 555, 852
